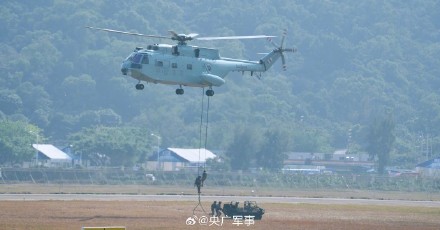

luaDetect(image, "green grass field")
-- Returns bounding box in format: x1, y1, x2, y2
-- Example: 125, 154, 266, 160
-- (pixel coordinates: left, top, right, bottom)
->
1, 183, 439, 201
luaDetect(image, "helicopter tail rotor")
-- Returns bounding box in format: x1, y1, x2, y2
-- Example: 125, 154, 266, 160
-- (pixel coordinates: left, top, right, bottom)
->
268, 29, 296, 71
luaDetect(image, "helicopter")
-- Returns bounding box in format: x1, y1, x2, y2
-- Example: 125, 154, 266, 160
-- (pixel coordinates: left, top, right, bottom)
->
86, 27, 296, 96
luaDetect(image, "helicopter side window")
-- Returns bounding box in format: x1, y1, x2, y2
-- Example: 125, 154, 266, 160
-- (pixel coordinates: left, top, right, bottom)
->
187, 64, 192, 70
141, 55, 149, 64
156, 60, 163, 67
172, 46, 179, 56
194, 48, 200, 58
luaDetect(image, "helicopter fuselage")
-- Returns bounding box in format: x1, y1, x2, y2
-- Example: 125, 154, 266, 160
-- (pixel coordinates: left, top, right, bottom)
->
86, 26, 293, 95
121, 43, 280, 89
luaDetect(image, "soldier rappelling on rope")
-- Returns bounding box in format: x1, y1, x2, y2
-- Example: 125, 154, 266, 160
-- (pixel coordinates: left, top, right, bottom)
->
201, 170, 207, 186
194, 175, 202, 194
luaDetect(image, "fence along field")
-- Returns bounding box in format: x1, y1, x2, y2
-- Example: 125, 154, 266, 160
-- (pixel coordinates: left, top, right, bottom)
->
1, 168, 439, 193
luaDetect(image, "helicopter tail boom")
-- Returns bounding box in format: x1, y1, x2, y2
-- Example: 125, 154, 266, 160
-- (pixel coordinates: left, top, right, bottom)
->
218, 46, 292, 73
259, 49, 283, 71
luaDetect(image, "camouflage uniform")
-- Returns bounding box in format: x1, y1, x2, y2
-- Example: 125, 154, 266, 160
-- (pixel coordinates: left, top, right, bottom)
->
194, 175, 202, 194
216, 201, 223, 217
201, 170, 207, 186
210, 201, 217, 216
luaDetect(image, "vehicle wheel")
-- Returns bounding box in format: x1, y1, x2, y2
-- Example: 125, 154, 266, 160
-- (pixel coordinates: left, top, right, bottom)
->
206, 89, 214, 96
136, 84, 144, 90
176, 88, 184, 95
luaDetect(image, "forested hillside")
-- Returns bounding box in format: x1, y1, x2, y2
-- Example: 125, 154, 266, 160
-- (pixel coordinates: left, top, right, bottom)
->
1, 0, 439, 169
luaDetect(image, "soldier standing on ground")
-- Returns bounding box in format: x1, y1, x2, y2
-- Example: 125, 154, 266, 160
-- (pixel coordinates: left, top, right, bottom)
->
210, 201, 217, 216
216, 201, 223, 217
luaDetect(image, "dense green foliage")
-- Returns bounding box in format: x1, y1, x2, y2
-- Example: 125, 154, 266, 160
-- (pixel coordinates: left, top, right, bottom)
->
225, 126, 261, 170
367, 113, 396, 174
0, 120, 41, 164
69, 126, 151, 166
257, 129, 289, 171
1, 0, 439, 168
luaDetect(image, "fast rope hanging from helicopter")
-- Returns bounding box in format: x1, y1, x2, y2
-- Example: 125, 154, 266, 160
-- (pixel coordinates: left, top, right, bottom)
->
193, 88, 211, 216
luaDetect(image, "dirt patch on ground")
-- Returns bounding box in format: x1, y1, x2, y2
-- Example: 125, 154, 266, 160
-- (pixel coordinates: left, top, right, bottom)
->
1, 200, 439, 230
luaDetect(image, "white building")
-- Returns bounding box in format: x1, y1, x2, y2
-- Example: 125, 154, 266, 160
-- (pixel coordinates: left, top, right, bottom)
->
146, 148, 216, 171
32, 144, 72, 167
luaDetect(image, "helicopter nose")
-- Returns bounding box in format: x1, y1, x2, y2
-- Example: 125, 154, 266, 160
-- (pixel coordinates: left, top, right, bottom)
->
121, 62, 129, 75
121, 67, 128, 75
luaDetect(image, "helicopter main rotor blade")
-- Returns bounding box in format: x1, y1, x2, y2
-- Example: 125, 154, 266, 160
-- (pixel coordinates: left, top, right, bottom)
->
283, 48, 296, 52
168, 30, 179, 37
86, 26, 169, 39
196, 35, 276, 41
187, 33, 199, 38
280, 29, 287, 48
87, 26, 275, 43
281, 54, 287, 71
267, 37, 279, 48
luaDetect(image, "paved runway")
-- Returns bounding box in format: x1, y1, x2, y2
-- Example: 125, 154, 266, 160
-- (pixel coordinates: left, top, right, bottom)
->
1, 194, 439, 207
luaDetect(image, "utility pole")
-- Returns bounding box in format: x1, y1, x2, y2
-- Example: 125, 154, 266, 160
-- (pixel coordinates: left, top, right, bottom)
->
29, 131, 39, 167
151, 133, 161, 171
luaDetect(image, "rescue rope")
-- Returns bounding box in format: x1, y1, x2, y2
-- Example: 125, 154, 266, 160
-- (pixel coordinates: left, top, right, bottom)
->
193, 88, 211, 216
203, 95, 210, 169
197, 88, 205, 177
192, 193, 208, 216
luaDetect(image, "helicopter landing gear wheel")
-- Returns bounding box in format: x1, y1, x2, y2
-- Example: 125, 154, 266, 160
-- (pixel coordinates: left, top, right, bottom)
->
135, 83, 144, 90
176, 88, 184, 95
205, 89, 214, 97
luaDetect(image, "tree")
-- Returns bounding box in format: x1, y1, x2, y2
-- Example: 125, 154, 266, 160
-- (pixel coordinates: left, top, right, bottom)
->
0, 89, 22, 115
366, 113, 395, 175
16, 82, 52, 127
0, 0, 439, 168
0, 120, 42, 165
256, 129, 289, 171
225, 126, 260, 171
206, 156, 231, 172
292, 129, 321, 152
69, 126, 152, 166
60, 74, 97, 112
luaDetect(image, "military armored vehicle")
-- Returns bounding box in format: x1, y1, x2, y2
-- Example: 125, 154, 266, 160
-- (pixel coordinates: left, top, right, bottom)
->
222, 201, 265, 220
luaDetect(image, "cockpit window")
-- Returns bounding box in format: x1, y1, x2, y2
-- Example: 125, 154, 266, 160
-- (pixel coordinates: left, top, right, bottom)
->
125, 53, 135, 61
132, 53, 143, 64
